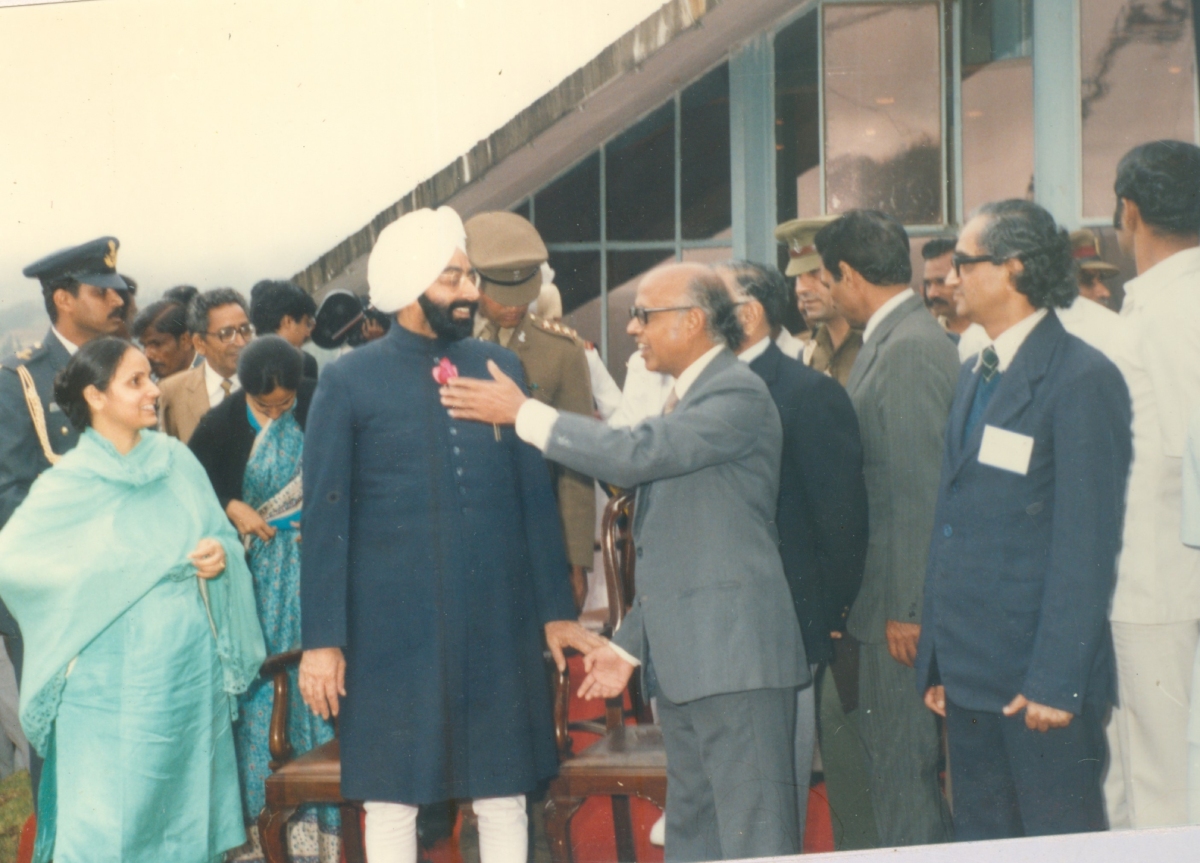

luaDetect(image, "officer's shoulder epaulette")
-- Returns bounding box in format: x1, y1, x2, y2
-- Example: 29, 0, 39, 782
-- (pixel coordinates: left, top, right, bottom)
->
1, 342, 43, 370
530, 314, 585, 347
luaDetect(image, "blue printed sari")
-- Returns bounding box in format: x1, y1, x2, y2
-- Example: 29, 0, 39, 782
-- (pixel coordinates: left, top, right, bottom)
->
231, 405, 339, 863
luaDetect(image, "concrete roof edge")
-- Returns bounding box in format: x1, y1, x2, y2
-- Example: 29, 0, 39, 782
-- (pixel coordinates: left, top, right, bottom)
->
292, 0, 717, 294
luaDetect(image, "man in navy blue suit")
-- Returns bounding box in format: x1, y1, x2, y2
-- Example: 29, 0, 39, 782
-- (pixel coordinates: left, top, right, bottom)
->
915, 200, 1132, 839
718, 261, 869, 844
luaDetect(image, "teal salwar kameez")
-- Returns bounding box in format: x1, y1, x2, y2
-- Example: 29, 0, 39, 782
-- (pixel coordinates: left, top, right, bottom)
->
0, 429, 266, 863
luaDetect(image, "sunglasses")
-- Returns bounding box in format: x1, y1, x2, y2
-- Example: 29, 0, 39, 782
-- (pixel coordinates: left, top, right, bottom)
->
950, 252, 1008, 277
628, 305, 697, 325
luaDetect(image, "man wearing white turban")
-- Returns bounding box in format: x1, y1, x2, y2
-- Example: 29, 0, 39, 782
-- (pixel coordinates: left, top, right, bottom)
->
298, 207, 602, 863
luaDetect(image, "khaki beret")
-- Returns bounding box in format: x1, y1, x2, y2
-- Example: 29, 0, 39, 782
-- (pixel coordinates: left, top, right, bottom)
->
774, 215, 838, 277
465, 211, 548, 306
1070, 228, 1120, 276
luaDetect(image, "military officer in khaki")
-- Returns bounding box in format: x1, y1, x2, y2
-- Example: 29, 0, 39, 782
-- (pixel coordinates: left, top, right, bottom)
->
775, 217, 863, 387
774, 216, 878, 850
1070, 228, 1121, 308
465, 211, 596, 610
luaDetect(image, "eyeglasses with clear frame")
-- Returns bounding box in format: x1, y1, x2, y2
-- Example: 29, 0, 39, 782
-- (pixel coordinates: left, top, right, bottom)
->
437, 267, 479, 288
628, 305, 697, 325
205, 323, 255, 344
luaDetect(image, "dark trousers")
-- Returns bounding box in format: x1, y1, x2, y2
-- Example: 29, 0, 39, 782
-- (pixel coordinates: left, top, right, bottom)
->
945, 697, 1106, 840
657, 686, 798, 862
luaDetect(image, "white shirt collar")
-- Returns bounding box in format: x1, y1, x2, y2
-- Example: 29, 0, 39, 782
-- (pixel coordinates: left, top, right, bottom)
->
672, 343, 725, 402
50, 327, 79, 356
971, 309, 1047, 374
862, 288, 914, 344
1122, 246, 1200, 312
738, 337, 772, 365
203, 360, 240, 405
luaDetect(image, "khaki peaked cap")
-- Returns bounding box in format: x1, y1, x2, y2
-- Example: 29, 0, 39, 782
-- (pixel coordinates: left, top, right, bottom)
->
774, 215, 838, 276
465, 211, 548, 306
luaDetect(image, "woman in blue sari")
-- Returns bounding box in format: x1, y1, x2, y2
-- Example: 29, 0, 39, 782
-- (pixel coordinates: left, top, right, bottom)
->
190, 336, 338, 863
0, 338, 265, 863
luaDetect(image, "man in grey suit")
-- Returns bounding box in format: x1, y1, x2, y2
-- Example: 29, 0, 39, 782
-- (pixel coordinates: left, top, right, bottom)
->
442, 262, 808, 862
814, 211, 959, 846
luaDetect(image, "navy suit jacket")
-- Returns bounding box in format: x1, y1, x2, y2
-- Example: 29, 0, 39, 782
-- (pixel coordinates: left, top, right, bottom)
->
915, 312, 1131, 716
748, 342, 868, 664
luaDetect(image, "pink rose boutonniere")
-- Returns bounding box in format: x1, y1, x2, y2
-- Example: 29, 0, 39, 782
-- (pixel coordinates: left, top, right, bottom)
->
432, 357, 459, 385
434, 357, 500, 440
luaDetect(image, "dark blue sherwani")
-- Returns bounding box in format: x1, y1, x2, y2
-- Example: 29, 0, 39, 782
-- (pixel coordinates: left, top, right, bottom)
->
301, 324, 576, 804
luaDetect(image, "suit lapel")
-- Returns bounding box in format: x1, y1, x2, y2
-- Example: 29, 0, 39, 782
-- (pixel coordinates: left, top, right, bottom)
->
845, 295, 920, 394
749, 342, 782, 387
186, 364, 209, 428
677, 349, 736, 412
949, 312, 1064, 478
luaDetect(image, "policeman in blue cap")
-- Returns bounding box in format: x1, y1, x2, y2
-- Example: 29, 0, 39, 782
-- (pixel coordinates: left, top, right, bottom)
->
0, 236, 130, 666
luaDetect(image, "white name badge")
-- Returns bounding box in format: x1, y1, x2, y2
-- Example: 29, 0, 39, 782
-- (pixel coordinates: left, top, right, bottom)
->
978, 425, 1034, 475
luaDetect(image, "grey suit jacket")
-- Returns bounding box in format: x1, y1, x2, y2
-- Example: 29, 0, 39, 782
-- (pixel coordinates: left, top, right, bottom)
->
157, 363, 210, 444
845, 295, 960, 645
544, 349, 809, 704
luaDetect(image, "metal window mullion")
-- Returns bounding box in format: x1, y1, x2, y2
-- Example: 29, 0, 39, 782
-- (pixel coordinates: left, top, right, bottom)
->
817, 3, 827, 215
599, 143, 608, 365
951, 0, 964, 226
675, 91, 683, 261
528, 195, 535, 226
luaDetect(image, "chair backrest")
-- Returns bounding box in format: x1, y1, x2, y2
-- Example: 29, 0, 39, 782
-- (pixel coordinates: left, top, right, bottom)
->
599, 491, 636, 634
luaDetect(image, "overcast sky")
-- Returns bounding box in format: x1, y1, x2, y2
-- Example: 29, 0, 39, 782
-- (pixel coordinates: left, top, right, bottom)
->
0, 0, 663, 313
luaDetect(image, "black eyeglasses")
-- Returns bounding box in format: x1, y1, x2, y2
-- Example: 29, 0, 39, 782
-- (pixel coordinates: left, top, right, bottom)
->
628, 305, 697, 325
205, 323, 255, 344
950, 252, 1008, 277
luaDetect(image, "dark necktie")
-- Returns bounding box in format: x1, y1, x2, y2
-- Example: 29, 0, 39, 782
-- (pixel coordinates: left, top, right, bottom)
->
964, 346, 1001, 442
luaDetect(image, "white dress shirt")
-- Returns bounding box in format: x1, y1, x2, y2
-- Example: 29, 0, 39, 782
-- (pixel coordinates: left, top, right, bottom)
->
956, 323, 990, 363
971, 309, 1046, 374
861, 288, 914, 344
203, 361, 241, 409
607, 351, 675, 429
1055, 296, 1131, 366
1113, 247, 1200, 623
50, 327, 79, 357
774, 329, 805, 360
517, 344, 723, 450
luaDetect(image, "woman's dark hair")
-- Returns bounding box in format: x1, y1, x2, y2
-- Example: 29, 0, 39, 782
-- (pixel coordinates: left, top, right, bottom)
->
237, 335, 304, 397
814, 210, 912, 286
53, 337, 136, 430
1114, 140, 1200, 237
974, 199, 1077, 310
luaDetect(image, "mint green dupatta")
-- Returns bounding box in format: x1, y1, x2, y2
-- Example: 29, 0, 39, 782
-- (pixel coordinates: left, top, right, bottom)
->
0, 427, 266, 755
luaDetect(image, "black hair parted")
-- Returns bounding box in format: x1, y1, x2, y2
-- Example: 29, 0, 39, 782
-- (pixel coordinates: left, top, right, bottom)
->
921, 237, 957, 260
237, 335, 304, 397
1115, 140, 1200, 237
722, 260, 790, 331
132, 299, 189, 340
814, 210, 912, 286
53, 337, 135, 430
974, 199, 1077, 310
249, 279, 318, 336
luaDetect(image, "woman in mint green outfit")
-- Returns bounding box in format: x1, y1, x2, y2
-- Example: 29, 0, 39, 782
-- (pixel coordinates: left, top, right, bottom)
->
0, 338, 266, 863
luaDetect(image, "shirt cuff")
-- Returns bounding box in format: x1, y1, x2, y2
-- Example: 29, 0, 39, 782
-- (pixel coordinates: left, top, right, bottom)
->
608, 639, 641, 668
515, 399, 559, 451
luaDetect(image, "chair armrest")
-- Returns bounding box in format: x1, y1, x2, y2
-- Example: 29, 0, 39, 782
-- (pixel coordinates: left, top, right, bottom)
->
259, 649, 303, 768
552, 647, 628, 760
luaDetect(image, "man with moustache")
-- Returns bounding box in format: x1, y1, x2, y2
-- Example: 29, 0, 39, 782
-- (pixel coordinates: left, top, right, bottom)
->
442, 261, 808, 862
158, 287, 253, 444
774, 217, 862, 385
921, 237, 986, 358
0, 236, 131, 792
298, 207, 599, 863
814, 210, 958, 846
132, 293, 198, 381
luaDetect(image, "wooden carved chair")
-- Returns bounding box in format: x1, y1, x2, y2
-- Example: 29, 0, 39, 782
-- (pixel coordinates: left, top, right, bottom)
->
545, 492, 667, 863
256, 650, 365, 863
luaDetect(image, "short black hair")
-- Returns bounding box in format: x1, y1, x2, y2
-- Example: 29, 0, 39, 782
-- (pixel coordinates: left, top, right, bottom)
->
249, 280, 318, 336
722, 261, 790, 330
975, 199, 1077, 310
921, 237, 957, 260
187, 288, 248, 336
132, 299, 189, 341
1114, 140, 1200, 237
53, 337, 134, 430
41, 276, 80, 323
237, 335, 304, 396
686, 270, 744, 351
814, 210, 912, 286
162, 285, 199, 307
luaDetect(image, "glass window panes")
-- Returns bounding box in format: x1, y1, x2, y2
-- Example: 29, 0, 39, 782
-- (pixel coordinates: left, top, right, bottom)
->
534, 152, 601, 243
1081, 0, 1199, 219
961, 0, 1035, 214
823, 3, 944, 224
510, 198, 531, 222
606, 250, 676, 386
550, 251, 602, 346
681, 64, 732, 240
775, 8, 822, 237
606, 103, 676, 241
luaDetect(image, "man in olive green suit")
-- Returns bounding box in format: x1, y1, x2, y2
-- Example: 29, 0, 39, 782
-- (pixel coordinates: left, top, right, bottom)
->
466, 211, 596, 610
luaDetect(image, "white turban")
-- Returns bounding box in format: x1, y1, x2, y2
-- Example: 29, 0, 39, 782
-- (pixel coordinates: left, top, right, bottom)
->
368, 207, 466, 313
